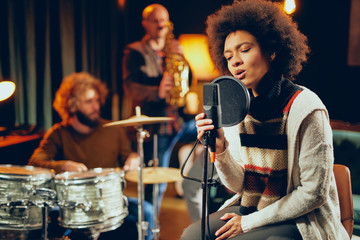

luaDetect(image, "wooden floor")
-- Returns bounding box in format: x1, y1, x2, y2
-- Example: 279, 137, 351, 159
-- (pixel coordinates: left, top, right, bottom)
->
124, 181, 192, 240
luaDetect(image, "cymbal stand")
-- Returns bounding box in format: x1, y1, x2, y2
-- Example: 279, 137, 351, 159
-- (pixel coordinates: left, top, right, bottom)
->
152, 133, 160, 240
135, 124, 149, 240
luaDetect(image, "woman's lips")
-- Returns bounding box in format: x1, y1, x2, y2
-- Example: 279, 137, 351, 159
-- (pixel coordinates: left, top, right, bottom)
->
235, 70, 245, 80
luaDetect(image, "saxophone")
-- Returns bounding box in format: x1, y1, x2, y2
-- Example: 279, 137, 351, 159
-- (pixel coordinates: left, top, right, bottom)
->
164, 21, 190, 108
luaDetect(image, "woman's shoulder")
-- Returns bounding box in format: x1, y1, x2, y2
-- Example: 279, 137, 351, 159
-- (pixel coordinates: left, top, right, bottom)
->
287, 86, 329, 134
293, 86, 327, 112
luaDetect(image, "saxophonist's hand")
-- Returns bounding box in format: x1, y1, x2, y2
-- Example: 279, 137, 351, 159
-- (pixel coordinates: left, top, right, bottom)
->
159, 72, 174, 99
170, 39, 184, 56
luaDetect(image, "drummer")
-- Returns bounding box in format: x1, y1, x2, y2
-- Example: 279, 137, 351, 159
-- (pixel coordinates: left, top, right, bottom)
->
28, 72, 154, 240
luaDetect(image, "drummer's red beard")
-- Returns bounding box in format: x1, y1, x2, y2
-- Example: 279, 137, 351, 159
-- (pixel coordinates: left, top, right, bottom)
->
76, 110, 99, 128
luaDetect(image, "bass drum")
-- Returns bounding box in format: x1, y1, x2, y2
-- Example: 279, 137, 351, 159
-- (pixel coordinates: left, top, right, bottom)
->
0, 165, 54, 230
54, 168, 128, 233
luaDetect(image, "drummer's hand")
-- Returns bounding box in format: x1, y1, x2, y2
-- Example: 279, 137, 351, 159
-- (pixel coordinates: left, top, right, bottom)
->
195, 113, 226, 153
123, 153, 139, 171
54, 160, 88, 174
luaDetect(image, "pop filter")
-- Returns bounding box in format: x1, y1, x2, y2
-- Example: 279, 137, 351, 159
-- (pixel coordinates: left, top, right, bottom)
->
212, 76, 250, 127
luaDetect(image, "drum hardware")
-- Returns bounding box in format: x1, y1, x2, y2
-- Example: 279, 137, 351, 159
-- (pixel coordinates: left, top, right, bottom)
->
0, 165, 54, 234
57, 200, 92, 211
33, 188, 57, 199
0, 165, 129, 240
135, 121, 150, 240
54, 168, 128, 240
0, 190, 57, 240
151, 134, 160, 240
0, 200, 26, 207
36, 188, 57, 240
0, 188, 56, 240
0, 198, 57, 209
56, 197, 128, 240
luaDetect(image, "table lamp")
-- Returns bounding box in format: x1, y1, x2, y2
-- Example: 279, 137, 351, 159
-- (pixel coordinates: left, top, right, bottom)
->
0, 80, 16, 137
0, 80, 16, 102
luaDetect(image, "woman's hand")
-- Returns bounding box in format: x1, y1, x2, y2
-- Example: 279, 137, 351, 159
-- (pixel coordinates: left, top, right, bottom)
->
195, 113, 226, 153
195, 113, 214, 140
215, 213, 243, 240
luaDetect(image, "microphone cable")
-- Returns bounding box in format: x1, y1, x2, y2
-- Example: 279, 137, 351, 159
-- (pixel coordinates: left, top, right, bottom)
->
180, 139, 218, 184
180, 138, 220, 240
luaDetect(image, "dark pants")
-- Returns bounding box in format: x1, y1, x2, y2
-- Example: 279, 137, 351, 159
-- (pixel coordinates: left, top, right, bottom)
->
181, 205, 302, 240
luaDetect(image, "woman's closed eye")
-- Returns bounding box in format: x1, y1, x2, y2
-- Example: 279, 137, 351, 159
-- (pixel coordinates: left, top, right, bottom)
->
225, 55, 233, 61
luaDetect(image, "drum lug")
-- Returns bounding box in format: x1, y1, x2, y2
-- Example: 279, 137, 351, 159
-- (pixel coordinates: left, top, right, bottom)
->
57, 199, 92, 211
96, 177, 105, 198
77, 201, 92, 211
32, 188, 57, 199
0, 201, 10, 207
57, 200, 76, 209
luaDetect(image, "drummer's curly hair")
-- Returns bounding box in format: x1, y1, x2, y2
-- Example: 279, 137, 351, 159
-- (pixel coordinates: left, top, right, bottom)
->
206, 0, 310, 80
53, 72, 108, 122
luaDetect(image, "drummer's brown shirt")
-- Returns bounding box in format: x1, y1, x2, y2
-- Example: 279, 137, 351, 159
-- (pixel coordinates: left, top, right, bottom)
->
28, 119, 133, 170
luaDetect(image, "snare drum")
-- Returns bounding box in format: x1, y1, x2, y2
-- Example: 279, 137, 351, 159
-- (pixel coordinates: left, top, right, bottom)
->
0, 164, 54, 230
54, 168, 128, 232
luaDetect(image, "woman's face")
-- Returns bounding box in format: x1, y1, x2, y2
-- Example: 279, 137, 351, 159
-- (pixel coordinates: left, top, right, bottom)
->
224, 30, 270, 96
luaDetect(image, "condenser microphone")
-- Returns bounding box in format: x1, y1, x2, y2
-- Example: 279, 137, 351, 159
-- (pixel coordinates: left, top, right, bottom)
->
212, 76, 250, 127
203, 83, 222, 162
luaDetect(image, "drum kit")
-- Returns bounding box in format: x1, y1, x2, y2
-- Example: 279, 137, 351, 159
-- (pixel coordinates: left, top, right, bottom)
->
0, 106, 182, 240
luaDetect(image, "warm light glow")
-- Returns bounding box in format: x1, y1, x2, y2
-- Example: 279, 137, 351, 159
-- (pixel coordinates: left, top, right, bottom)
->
0, 81, 16, 101
117, 0, 126, 10
284, 0, 296, 15
179, 34, 219, 81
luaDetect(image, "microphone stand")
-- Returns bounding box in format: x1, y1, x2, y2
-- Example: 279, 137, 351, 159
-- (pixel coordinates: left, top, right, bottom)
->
200, 131, 212, 240
180, 135, 219, 240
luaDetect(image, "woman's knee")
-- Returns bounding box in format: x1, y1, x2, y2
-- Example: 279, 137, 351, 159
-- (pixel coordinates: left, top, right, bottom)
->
180, 220, 201, 240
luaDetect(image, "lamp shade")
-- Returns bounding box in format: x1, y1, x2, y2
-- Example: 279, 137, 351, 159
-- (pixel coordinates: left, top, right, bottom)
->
179, 34, 219, 81
0, 81, 16, 102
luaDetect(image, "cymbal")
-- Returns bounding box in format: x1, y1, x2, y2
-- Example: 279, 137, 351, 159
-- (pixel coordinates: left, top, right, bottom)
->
125, 167, 182, 184
104, 115, 174, 127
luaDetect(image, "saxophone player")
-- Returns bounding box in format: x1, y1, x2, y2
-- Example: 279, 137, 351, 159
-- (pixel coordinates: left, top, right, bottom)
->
122, 4, 196, 213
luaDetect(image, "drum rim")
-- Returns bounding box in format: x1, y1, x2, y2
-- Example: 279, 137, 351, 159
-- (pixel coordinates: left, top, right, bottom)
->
58, 208, 129, 230
54, 168, 124, 182
0, 164, 54, 180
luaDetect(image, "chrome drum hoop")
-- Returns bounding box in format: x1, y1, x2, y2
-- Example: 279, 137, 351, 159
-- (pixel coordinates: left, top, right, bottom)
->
54, 168, 128, 231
